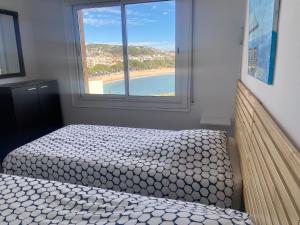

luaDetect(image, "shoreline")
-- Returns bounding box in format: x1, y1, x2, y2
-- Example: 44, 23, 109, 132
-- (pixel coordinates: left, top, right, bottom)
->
88, 68, 175, 84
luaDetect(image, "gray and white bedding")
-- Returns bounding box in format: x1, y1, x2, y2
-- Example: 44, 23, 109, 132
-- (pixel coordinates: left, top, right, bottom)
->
0, 174, 252, 225
3, 125, 234, 208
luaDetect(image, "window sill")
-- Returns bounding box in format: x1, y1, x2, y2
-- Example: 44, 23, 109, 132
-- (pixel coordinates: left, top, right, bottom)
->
72, 94, 191, 112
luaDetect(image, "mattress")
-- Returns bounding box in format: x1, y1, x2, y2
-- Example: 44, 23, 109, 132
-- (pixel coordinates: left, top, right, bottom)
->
3, 125, 234, 208
0, 174, 252, 225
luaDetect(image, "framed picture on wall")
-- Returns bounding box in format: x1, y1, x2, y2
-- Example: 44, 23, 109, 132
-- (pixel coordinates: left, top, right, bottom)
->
248, 0, 280, 85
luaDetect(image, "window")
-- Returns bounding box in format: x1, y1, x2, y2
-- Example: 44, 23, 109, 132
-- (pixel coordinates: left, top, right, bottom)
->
78, 5, 125, 95
71, 0, 192, 110
126, 2, 175, 96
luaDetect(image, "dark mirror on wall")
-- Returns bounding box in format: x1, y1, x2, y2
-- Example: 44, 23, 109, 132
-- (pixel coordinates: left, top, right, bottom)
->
0, 9, 25, 78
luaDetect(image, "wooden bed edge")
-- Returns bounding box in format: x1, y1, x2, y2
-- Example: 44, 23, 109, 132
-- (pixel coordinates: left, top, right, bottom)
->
234, 80, 300, 225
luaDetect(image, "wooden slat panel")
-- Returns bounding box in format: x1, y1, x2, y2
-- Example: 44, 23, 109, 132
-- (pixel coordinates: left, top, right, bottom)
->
248, 157, 268, 225
254, 101, 300, 185
250, 132, 288, 225
252, 124, 291, 225
237, 81, 257, 108
234, 94, 254, 216
253, 116, 300, 216
234, 106, 251, 179
234, 80, 300, 225
236, 95, 252, 139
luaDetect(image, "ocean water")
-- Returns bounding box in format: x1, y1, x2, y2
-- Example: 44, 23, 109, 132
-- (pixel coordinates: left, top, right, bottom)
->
103, 73, 175, 96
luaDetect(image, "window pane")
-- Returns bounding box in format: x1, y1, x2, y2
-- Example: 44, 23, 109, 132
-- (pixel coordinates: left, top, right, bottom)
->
126, 1, 176, 96
78, 6, 125, 95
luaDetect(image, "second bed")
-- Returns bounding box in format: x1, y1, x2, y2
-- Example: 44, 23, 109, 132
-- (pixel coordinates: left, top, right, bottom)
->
0, 173, 251, 225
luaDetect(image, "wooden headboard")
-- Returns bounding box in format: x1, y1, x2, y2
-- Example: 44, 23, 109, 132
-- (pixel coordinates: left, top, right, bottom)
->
234, 80, 300, 225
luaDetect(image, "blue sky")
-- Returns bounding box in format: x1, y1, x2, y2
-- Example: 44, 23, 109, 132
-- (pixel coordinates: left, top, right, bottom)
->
82, 1, 175, 51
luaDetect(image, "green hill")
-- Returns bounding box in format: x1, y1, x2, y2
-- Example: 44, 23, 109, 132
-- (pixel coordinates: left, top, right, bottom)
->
86, 44, 169, 57
86, 44, 175, 76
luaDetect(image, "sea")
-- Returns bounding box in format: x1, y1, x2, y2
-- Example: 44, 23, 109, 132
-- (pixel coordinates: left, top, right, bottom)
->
103, 73, 175, 96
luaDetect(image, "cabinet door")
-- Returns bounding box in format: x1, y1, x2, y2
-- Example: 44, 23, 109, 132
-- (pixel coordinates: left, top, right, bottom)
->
37, 81, 62, 134
12, 85, 42, 142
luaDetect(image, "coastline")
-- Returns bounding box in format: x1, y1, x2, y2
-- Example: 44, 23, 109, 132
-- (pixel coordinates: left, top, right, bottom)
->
88, 68, 175, 84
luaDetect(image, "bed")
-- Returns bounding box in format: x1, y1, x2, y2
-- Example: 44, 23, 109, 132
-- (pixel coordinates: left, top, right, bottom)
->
2, 125, 242, 209
0, 173, 252, 225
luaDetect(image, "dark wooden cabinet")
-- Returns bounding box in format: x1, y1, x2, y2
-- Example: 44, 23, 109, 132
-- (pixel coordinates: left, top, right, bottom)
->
0, 80, 63, 161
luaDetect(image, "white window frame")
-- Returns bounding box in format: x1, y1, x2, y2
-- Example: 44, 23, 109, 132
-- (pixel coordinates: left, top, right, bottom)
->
64, 0, 193, 111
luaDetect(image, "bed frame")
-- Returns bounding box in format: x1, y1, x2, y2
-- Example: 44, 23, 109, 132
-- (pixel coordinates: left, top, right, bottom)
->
234, 80, 300, 225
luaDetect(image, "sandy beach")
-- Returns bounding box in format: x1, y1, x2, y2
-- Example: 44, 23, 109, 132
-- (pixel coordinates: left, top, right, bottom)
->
88, 68, 175, 84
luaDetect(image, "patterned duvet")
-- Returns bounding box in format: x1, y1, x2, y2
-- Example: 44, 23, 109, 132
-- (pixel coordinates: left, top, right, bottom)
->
3, 125, 234, 208
0, 174, 252, 225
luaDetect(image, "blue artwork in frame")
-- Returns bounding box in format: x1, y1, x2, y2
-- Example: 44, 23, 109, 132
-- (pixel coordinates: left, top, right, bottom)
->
248, 0, 280, 84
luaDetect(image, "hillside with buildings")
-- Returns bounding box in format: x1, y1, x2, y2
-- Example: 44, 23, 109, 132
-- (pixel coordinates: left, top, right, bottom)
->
86, 44, 175, 76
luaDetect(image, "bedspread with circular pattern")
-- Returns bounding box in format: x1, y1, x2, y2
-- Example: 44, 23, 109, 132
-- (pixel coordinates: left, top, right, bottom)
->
3, 125, 234, 208
0, 174, 252, 225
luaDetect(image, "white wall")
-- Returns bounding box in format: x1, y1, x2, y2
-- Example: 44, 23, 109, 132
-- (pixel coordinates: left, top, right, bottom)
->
241, 0, 300, 148
30, 0, 245, 131
0, 0, 38, 85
